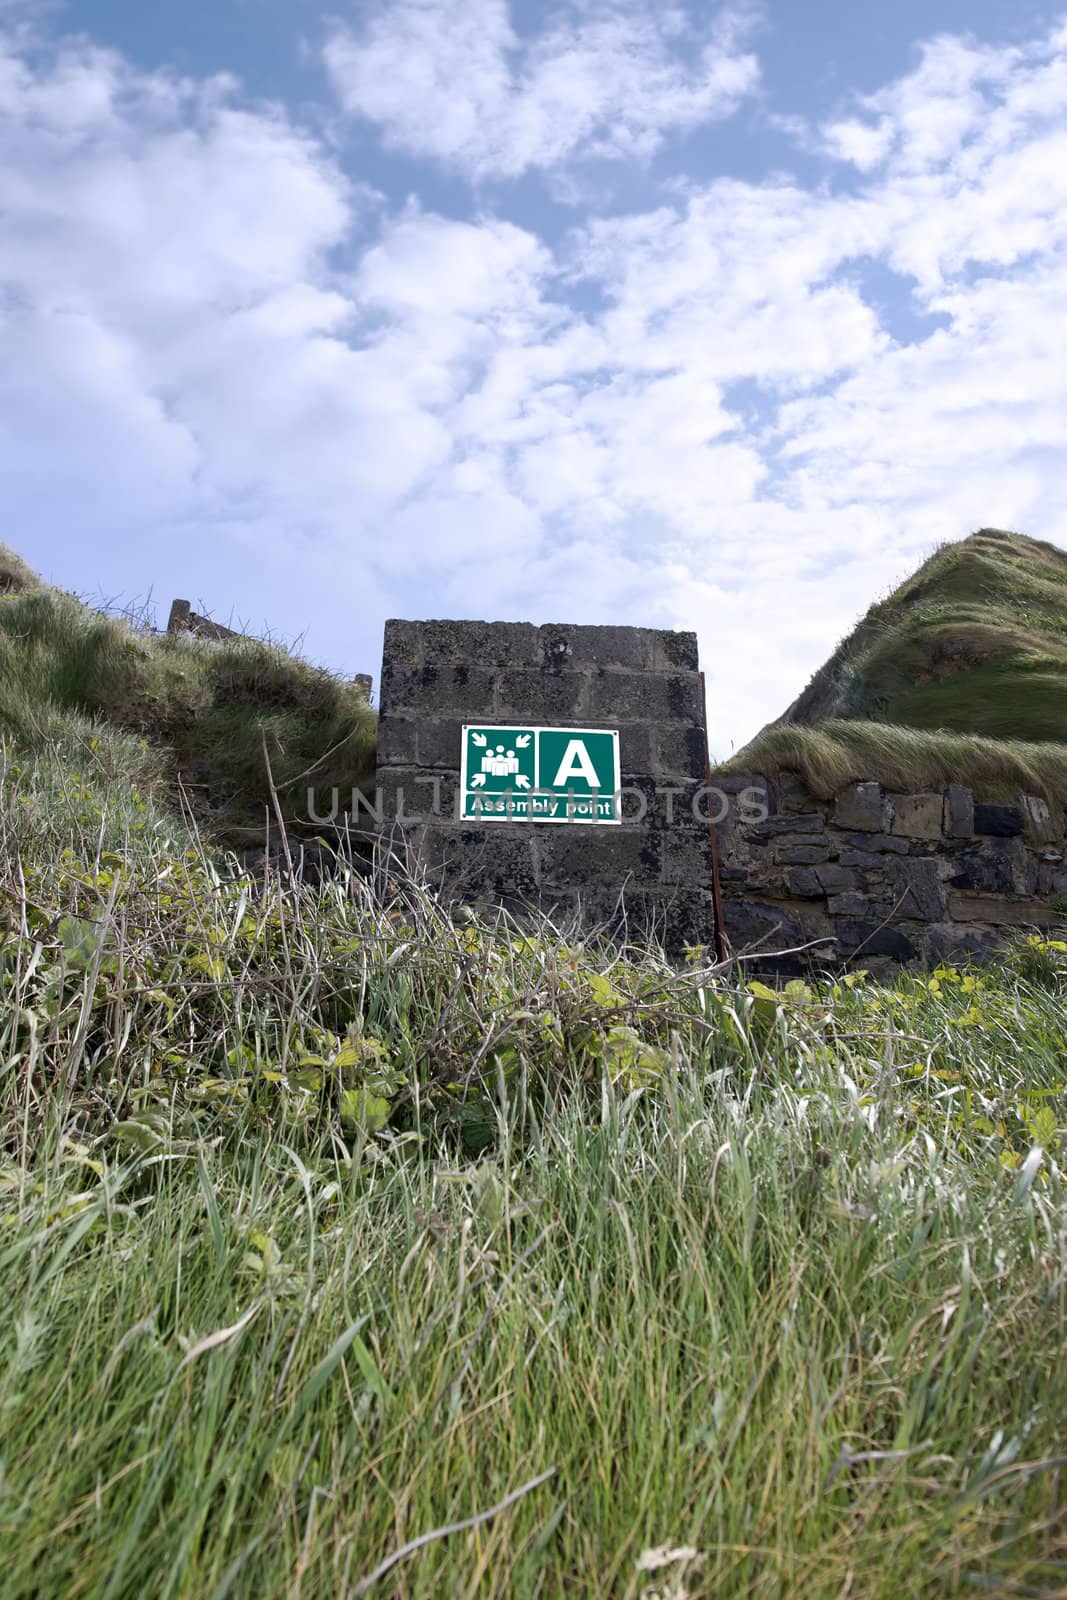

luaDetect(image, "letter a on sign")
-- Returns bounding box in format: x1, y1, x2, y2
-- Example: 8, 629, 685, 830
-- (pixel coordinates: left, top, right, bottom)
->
551, 739, 601, 788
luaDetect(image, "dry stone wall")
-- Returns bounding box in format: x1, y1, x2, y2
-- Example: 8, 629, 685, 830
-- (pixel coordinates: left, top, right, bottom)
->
372, 615, 1066, 971
716, 772, 1067, 975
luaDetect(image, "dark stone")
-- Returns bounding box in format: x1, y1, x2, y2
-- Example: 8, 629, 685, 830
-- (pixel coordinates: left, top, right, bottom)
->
537, 827, 661, 889
826, 892, 868, 916
414, 620, 540, 666
951, 842, 1025, 895
974, 803, 1024, 837
815, 864, 862, 894
837, 849, 884, 869
787, 867, 823, 898
832, 919, 917, 959
886, 857, 945, 920
416, 717, 465, 768
379, 662, 497, 717
382, 619, 424, 666
944, 784, 975, 839
777, 844, 832, 864
948, 891, 1060, 926
618, 723, 654, 775
723, 898, 805, 951
657, 631, 701, 671
496, 668, 588, 721
377, 768, 459, 825
923, 922, 1003, 961
751, 813, 825, 837
376, 715, 417, 765
539, 623, 657, 671
588, 670, 702, 725
640, 886, 717, 951
773, 773, 815, 814
656, 725, 709, 780
660, 829, 714, 886
840, 831, 910, 854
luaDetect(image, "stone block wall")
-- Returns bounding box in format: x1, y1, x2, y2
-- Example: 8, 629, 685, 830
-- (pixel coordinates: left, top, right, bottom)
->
375, 619, 717, 946
716, 772, 1067, 975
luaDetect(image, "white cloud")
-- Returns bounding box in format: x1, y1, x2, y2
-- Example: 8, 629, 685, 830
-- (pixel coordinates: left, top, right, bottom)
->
324, 0, 760, 180
2, 18, 1067, 752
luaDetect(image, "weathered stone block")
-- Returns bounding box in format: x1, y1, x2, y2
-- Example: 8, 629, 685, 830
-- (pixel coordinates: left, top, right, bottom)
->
832, 919, 917, 959
617, 723, 654, 775
376, 715, 417, 765
786, 866, 823, 898
777, 843, 832, 864
380, 663, 497, 717
377, 768, 459, 825
752, 813, 825, 837
538, 827, 661, 888
773, 772, 816, 814
815, 864, 862, 894
710, 772, 766, 795
655, 725, 708, 780
943, 784, 975, 839
886, 857, 946, 920
922, 921, 1003, 961
948, 892, 1060, 925
837, 849, 884, 869
588, 670, 702, 724
416, 718, 465, 768
834, 782, 888, 832
722, 784, 773, 825
539, 623, 656, 671
659, 829, 714, 886
382, 619, 425, 666
495, 668, 589, 721
974, 803, 1024, 837
655, 631, 701, 671
827, 892, 869, 916
889, 792, 943, 840
414, 620, 541, 666
950, 841, 1027, 896
840, 831, 910, 854
641, 886, 717, 949
1021, 794, 1063, 843
722, 898, 805, 952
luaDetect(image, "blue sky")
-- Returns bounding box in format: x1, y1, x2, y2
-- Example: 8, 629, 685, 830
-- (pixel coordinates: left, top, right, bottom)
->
3, 1, 1067, 752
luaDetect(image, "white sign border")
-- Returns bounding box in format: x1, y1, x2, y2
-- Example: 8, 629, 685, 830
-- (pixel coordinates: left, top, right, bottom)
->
460, 724, 622, 826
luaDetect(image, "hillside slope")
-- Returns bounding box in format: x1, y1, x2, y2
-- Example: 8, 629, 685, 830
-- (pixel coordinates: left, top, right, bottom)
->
725, 530, 1067, 804
777, 529, 1067, 740
0, 543, 376, 845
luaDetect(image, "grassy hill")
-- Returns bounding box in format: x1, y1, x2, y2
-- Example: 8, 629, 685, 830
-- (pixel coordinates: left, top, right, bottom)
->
726, 530, 1067, 801
0, 539, 1065, 1596
0, 543, 375, 847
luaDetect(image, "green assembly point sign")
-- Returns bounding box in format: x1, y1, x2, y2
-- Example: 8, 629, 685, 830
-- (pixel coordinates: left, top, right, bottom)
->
460, 725, 621, 824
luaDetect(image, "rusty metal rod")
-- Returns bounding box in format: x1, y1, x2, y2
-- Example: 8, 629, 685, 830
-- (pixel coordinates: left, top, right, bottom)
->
699, 669, 728, 965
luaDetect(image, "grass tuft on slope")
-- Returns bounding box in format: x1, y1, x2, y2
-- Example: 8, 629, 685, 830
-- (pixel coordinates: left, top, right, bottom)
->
775, 529, 1067, 741
719, 717, 1067, 808
0, 544, 376, 845
0, 725, 1065, 1597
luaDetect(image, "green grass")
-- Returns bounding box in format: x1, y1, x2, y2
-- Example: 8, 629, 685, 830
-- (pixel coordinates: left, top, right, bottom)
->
1, 728, 1065, 1598
0, 544, 376, 847
726, 529, 1067, 799
719, 718, 1067, 808
774, 529, 1067, 742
